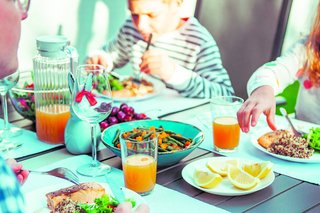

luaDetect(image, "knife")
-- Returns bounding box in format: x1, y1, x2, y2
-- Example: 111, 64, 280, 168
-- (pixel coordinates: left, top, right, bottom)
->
106, 176, 126, 203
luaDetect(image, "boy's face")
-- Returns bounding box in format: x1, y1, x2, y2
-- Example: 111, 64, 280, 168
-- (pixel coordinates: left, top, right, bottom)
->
128, 0, 181, 41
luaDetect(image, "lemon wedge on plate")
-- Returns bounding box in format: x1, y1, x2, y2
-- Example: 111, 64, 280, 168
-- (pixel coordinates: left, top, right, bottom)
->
206, 158, 239, 176
228, 166, 260, 190
242, 161, 273, 179
193, 169, 223, 189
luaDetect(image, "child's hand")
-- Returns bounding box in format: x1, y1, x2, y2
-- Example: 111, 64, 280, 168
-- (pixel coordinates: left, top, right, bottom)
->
237, 85, 277, 133
140, 50, 176, 81
115, 202, 150, 213
86, 54, 109, 68
6, 158, 29, 185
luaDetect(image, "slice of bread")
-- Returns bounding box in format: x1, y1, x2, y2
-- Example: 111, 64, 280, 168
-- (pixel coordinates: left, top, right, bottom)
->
257, 129, 290, 149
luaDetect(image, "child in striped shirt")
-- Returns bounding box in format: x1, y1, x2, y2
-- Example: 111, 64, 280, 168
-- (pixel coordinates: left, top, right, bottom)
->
87, 0, 234, 98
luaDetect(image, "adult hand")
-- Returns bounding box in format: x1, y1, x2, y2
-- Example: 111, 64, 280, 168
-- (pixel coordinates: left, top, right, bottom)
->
6, 158, 29, 185
237, 85, 277, 133
115, 202, 150, 213
140, 50, 175, 81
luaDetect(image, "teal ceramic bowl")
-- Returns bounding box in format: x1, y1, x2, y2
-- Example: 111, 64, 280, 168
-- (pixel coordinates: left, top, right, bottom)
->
101, 120, 204, 167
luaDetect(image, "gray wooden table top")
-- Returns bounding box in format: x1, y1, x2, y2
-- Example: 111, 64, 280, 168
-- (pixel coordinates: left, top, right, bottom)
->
3, 101, 320, 213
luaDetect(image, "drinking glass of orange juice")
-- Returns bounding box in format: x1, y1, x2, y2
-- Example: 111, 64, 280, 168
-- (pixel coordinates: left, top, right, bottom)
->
120, 129, 158, 195
211, 96, 244, 152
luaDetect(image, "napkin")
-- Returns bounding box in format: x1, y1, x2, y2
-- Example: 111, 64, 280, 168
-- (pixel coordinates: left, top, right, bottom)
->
0, 119, 63, 159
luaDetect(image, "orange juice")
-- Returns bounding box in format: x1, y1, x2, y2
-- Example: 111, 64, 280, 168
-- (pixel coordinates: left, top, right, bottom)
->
213, 117, 240, 150
123, 154, 157, 194
36, 104, 70, 144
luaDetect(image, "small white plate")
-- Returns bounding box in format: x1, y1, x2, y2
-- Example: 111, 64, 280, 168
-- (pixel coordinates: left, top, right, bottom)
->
24, 182, 145, 213
182, 157, 275, 196
251, 128, 320, 163
113, 75, 165, 102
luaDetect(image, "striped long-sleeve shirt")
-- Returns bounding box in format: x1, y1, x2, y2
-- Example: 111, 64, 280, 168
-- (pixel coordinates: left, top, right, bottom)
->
0, 156, 25, 213
104, 17, 234, 98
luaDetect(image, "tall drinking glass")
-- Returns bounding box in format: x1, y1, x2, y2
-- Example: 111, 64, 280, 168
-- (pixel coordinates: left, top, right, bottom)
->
0, 70, 23, 151
71, 64, 113, 177
211, 96, 244, 152
120, 130, 158, 195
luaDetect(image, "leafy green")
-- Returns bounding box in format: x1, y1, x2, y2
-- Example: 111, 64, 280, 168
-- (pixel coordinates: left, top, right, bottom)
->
76, 195, 117, 213
93, 74, 124, 93
108, 75, 124, 91
75, 194, 136, 213
126, 198, 136, 208
305, 127, 320, 151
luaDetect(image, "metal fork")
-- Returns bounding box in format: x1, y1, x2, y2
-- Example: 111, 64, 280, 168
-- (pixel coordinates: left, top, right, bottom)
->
30, 167, 80, 185
133, 33, 153, 82
279, 107, 304, 137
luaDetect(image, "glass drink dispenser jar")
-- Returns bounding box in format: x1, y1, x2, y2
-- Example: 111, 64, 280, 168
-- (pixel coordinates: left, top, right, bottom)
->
33, 35, 78, 144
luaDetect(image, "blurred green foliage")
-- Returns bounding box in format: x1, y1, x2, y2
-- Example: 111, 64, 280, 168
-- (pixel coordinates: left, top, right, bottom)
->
276, 81, 300, 115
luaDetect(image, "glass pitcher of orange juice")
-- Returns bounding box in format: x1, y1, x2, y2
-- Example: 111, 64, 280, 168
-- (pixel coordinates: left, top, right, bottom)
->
33, 35, 78, 144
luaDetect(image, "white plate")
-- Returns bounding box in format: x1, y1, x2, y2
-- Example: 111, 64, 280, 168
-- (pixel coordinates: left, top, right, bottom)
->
251, 128, 320, 163
113, 75, 165, 102
24, 182, 145, 213
181, 157, 275, 196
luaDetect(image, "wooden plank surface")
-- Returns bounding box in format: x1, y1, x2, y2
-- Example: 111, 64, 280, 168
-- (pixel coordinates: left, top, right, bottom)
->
215, 175, 300, 212
246, 182, 320, 213
306, 204, 320, 213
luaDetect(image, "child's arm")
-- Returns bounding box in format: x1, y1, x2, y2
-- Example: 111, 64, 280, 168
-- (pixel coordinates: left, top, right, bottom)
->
140, 39, 234, 98
247, 38, 306, 96
168, 40, 234, 98
87, 20, 132, 70
86, 50, 113, 71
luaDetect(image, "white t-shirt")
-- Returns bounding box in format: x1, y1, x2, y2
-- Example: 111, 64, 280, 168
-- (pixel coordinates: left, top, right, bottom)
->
247, 38, 320, 124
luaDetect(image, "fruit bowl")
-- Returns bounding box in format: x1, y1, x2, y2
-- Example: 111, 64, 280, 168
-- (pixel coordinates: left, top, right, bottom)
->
101, 119, 204, 167
8, 71, 35, 121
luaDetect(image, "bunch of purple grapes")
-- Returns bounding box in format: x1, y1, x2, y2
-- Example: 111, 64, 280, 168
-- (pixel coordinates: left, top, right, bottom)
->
99, 103, 149, 131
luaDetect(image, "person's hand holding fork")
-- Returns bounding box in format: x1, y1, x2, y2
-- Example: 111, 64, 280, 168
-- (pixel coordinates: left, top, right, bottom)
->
140, 49, 176, 81
6, 158, 29, 185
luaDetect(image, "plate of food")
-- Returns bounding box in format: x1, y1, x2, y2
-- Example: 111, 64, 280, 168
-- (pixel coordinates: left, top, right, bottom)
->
24, 182, 145, 213
251, 128, 320, 163
107, 74, 165, 102
182, 157, 275, 196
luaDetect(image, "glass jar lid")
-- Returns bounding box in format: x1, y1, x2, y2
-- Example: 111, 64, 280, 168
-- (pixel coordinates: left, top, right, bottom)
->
36, 35, 70, 58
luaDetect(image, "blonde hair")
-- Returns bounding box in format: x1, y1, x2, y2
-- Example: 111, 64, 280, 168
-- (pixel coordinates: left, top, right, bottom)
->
304, 2, 320, 87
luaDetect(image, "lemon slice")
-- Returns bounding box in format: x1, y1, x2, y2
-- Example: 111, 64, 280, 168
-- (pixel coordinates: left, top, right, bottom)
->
243, 161, 273, 179
228, 166, 260, 190
206, 158, 239, 176
193, 169, 223, 189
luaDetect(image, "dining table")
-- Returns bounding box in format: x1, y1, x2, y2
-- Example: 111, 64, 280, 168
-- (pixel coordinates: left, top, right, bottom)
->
2, 88, 320, 213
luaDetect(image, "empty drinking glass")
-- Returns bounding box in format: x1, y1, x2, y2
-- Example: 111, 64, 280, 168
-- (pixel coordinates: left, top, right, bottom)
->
71, 64, 113, 177
0, 70, 23, 151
